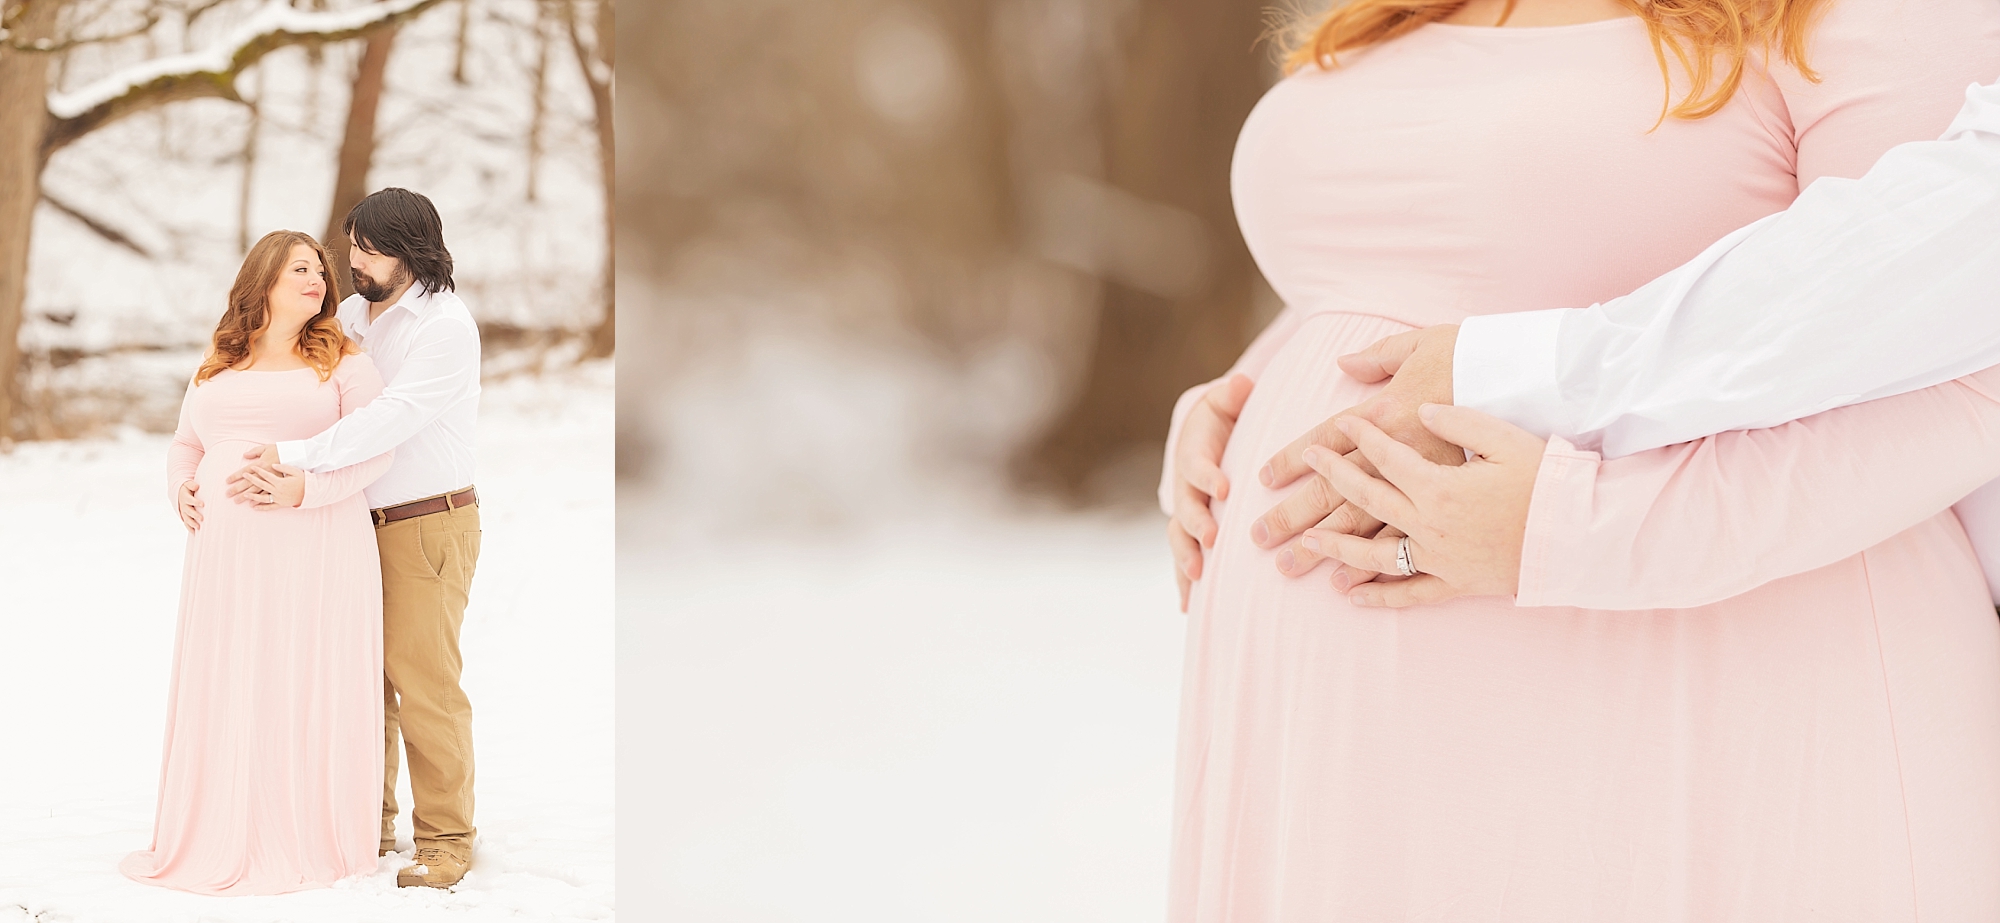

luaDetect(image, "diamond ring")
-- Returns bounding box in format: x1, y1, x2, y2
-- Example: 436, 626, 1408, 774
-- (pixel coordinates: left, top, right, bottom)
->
1395, 536, 1418, 577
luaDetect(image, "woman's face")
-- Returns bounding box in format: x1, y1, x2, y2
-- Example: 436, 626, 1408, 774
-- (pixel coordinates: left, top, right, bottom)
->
267, 243, 328, 333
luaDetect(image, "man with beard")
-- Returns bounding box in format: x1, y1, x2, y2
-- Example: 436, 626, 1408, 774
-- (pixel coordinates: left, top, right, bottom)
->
228, 187, 484, 889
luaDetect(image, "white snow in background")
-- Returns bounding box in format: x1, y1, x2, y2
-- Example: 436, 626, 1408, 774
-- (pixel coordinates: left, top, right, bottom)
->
30, 0, 605, 359
0, 361, 613, 922
631, 319, 1065, 536
46, 0, 435, 120
620, 501, 1186, 921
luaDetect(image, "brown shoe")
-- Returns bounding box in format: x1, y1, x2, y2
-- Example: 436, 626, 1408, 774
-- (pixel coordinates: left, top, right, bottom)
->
396, 847, 469, 889
380, 839, 398, 857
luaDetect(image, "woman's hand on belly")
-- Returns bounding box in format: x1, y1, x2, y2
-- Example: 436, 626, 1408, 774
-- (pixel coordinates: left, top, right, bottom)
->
1301, 406, 1545, 607
1251, 326, 1462, 592
176, 480, 204, 533
1169, 375, 1255, 611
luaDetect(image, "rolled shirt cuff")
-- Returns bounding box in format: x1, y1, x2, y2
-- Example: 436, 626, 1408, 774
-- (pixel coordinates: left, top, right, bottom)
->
1454, 309, 1577, 444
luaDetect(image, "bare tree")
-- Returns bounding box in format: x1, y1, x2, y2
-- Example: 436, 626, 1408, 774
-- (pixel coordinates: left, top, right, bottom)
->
524, 0, 549, 202
0, 0, 452, 439
560, 0, 610, 358
449, 0, 468, 83
237, 62, 262, 254
0, 0, 63, 447
1022, 0, 1271, 497
323, 24, 401, 300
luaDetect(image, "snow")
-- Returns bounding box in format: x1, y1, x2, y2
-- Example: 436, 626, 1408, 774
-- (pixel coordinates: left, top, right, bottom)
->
618, 506, 1186, 921
0, 361, 613, 921
46, 0, 439, 120
26, 0, 605, 437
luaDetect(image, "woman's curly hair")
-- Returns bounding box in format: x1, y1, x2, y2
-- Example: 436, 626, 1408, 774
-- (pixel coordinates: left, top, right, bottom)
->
195, 230, 355, 385
1283, 0, 1834, 121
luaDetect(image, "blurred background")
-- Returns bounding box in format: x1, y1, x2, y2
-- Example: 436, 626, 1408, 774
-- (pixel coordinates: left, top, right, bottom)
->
0, 2, 613, 919
618, 0, 1287, 524
617, 0, 1296, 920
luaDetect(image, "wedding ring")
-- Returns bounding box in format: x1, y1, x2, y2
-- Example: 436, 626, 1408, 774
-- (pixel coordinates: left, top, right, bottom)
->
1395, 536, 1418, 577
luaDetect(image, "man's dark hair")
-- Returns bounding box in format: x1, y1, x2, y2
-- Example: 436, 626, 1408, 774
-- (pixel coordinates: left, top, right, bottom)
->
341, 187, 455, 293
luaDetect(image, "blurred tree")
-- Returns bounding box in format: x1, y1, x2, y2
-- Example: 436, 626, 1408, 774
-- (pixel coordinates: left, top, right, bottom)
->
0, 0, 451, 442
323, 24, 401, 300
0, 0, 63, 448
622, 0, 1272, 501
561, 0, 612, 358
1020, 0, 1272, 500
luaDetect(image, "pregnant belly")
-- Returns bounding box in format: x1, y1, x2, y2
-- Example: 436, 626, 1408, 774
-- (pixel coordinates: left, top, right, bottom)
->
193, 438, 270, 523
1212, 311, 1416, 519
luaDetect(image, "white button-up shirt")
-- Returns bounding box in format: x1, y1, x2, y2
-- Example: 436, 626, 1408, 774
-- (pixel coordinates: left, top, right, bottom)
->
1454, 76, 2000, 595
276, 285, 482, 508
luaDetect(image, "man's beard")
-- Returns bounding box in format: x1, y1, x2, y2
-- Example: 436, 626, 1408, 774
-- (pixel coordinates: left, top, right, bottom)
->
350, 265, 410, 304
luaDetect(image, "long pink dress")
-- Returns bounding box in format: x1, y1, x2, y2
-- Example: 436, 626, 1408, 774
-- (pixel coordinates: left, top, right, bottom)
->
1163, 2, 2000, 920
122, 355, 392, 895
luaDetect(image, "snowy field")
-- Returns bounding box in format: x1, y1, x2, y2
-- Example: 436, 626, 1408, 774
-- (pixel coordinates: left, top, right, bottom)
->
619, 509, 1187, 922
0, 361, 613, 922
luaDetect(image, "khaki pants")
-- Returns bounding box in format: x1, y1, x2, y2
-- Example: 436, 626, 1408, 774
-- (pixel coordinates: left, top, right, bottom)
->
376, 500, 481, 861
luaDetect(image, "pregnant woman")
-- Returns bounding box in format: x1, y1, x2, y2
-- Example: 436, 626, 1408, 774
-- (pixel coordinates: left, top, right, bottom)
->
1163, 0, 2000, 918
121, 230, 392, 894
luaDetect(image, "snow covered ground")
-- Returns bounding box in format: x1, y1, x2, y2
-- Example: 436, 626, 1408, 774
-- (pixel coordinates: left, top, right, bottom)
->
0, 361, 613, 922
619, 508, 1188, 922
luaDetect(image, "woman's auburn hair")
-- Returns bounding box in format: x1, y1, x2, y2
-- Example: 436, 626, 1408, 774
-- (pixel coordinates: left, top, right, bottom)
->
1283, 0, 1834, 120
195, 230, 357, 385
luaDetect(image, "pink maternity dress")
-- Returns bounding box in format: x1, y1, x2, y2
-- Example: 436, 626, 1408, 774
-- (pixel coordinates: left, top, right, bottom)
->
122, 354, 392, 895
1163, 1, 2000, 920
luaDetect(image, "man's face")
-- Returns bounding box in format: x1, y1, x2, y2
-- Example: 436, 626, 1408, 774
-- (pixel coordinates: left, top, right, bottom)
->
347, 232, 411, 304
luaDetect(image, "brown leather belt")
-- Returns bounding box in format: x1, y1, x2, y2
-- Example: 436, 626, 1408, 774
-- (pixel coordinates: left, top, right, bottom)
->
371, 487, 478, 527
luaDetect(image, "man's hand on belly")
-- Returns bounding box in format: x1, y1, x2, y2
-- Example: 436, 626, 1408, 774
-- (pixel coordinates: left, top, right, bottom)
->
1252, 325, 1460, 593
1170, 375, 1255, 612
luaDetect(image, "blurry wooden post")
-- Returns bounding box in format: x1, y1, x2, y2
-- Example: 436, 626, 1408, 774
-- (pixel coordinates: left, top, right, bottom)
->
564, 0, 613, 358
0, 0, 63, 445
323, 26, 399, 302
1024, 0, 1271, 500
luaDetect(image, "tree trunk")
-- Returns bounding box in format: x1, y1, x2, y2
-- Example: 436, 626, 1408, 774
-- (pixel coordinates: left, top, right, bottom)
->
238, 65, 263, 254
1020, 0, 1271, 501
567, 0, 614, 359
451, 0, 471, 84
323, 26, 399, 300
0, 0, 63, 445
525, 1, 550, 202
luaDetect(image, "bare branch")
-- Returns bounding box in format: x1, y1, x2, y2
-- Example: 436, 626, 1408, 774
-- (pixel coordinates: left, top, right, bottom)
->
180, 0, 238, 29
559, 0, 608, 101
5, 7, 160, 54
42, 0, 450, 161
39, 189, 152, 258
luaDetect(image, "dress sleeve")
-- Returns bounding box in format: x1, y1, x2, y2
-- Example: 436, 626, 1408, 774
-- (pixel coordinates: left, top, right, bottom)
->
167, 374, 204, 512
1517, 366, 2000, 610
1508, 0, 2000, 609
1774, 0, 2000, 190
1158, 302, 1314, 514
298, 354, 396, 510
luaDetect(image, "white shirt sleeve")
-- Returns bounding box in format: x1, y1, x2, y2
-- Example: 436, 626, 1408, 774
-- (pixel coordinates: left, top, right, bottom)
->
274, 317, 481, 474
1454, 78, 2000, 458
